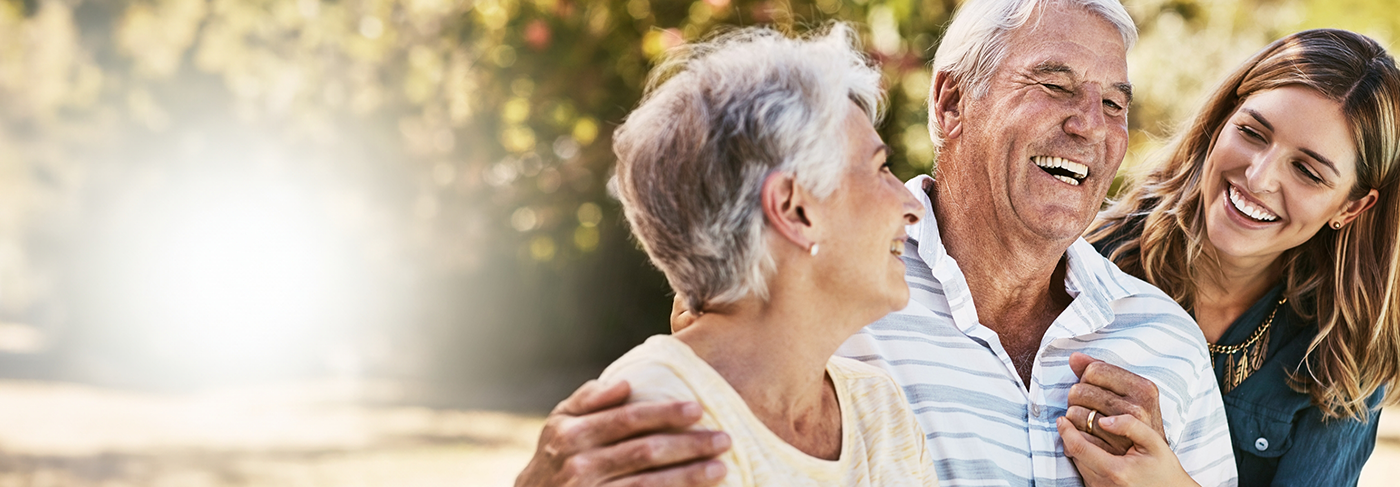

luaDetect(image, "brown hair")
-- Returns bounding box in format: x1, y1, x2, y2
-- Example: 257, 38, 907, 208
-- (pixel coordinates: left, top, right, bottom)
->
1088, 29, 1400, 420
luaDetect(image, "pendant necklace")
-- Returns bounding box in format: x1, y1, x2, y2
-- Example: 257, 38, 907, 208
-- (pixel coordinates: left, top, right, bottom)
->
1208, 297, 1286, 394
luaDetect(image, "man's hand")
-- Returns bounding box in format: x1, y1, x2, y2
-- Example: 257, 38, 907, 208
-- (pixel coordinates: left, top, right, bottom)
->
515, 380, 731, 487
671, 296, 698, 333
1063, 352, 1166, 456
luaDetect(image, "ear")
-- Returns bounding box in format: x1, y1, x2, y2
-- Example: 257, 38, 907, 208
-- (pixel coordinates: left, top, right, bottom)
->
931, 71, 965, 141
760, 171, 816, 252
1334, 189, 1379, 227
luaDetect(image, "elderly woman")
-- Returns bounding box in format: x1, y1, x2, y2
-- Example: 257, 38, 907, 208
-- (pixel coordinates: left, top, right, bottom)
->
597, 24, 936, 485
1061, 29, 1400, 486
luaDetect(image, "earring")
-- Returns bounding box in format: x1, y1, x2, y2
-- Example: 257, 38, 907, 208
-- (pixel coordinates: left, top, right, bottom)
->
809, 243, 820, 256
1332, 221, 1343, 230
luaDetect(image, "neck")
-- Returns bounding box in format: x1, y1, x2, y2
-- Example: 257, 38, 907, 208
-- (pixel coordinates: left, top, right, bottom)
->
931, 178, 1074, 331
673, 270, 861, 456
675, 300, 837, 413
1193, 248, 1282, 342
929, 179, 1074, 386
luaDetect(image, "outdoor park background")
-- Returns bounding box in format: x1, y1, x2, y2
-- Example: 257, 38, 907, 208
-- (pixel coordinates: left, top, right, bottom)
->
0, 0, 1397, 485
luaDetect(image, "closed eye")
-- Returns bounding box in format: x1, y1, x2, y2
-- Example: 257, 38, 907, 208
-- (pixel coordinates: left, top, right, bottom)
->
1293, 161, 1324, 183
1236, 124, 1266, 142
1042, 83, 1070, 94
1103, 99, 1125, 114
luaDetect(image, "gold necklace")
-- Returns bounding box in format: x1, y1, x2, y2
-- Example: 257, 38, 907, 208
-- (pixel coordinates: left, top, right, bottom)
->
1208, 297, 1286, 394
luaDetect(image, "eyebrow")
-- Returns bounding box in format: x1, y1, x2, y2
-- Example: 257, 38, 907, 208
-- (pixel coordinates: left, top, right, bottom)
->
1114, 82, 1134, 105
1032, 62, 1133, 104
1243, 108, 1340, 176
873, 144, 890, 160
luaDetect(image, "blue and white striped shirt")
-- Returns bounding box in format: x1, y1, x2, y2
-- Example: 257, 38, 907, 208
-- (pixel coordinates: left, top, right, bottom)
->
837, 175, 1237, 487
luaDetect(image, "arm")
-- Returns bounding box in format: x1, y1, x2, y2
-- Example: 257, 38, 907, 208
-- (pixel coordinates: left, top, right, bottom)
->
1058, 413, 1199, 487
515, 379, 731, 487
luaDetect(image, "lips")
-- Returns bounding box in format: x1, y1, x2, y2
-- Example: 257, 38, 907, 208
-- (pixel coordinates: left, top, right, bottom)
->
1032, 156, 1089, 186
1226, 184, 1280, 222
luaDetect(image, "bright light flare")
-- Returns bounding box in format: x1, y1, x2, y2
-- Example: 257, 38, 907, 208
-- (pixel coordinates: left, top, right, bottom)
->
108, 174, 347, 382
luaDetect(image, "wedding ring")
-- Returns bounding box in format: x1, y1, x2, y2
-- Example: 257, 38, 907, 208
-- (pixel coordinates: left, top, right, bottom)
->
1086, 409, 1099, 435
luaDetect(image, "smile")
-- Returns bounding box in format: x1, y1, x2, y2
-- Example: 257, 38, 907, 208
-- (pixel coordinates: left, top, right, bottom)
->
1227, 185, 1280, 222
1032, 156, 1088, 186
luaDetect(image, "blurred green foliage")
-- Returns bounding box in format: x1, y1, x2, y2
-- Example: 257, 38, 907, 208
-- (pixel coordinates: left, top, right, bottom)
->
0, 0, 1395, 406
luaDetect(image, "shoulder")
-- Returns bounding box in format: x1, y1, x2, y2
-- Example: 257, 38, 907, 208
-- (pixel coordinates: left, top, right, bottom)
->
827, 356, 911, 408
598, 335, 707, 404
828, 355, 898, 382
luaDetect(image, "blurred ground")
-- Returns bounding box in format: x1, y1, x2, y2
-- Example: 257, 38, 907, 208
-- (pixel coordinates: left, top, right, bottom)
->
0, 380, 540, 487
0, 379, 1395, 486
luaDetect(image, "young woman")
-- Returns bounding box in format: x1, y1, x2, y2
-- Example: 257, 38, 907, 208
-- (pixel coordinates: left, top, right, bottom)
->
1067, 29, 1400, 486
599, 25, 937, 485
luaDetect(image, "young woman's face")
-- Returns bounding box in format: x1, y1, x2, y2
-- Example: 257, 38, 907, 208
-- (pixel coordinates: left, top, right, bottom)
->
1201, 86, 1369, 263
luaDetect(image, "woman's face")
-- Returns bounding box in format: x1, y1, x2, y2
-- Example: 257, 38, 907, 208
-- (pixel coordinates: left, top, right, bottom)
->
811, 102, 925, 314
1201, 86, 1370, 263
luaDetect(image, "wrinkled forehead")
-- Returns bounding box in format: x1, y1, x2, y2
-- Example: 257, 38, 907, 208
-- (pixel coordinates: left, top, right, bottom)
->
1003, 4, 1130, 80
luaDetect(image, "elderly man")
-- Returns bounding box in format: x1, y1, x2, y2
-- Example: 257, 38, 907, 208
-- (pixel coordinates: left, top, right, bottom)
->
515, 0, 1237, 486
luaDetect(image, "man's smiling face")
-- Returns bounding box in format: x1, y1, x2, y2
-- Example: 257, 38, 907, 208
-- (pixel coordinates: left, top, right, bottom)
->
952, 4, 1131, 243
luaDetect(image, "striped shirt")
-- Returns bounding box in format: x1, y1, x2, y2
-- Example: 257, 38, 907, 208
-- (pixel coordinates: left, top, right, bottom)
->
837, 175, 1237, 487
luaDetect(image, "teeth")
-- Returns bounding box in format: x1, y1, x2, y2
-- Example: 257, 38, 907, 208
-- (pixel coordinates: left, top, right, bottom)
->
1228, 185, 1279, 222
1032, 156, 1089, 179
1053, 175, 1080, 186
890, 239, 904, 257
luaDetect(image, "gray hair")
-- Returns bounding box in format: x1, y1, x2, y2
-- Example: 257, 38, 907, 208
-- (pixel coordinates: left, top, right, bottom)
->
610, 23, 884, 313
927, 0, 1137, 148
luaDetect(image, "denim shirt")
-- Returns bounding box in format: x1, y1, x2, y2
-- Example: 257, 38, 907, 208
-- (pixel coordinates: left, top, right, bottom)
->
1092, 218, 1382, 486
1212, 285, 1382, 487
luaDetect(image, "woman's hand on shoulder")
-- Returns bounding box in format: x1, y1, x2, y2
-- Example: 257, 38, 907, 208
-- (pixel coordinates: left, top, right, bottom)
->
1057, 413, 1199, 487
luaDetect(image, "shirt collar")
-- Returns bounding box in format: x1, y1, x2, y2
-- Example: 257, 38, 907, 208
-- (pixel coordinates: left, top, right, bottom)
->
902, 174, 1140, 335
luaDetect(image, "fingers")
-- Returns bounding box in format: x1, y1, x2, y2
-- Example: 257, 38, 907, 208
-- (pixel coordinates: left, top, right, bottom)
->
1079, 360, 1160, 404
1097, 415, 1169, 456
1069, 352, 1101, 378
1057, 417, 1115, 466
558, 400, 709, 455
670, 296, 697, 333
1063, 405, 1130, 455
558, 380, 633, 416
586, 433, 730, 484
1067, 382, 1145, 422
1071, 362, 1165, 440
604, 459, 727, 487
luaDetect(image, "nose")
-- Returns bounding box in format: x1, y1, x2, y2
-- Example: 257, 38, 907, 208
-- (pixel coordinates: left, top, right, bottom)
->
1245, 146, 1284, 194
1063, 86, 1107, 143
900, 184, 925, 225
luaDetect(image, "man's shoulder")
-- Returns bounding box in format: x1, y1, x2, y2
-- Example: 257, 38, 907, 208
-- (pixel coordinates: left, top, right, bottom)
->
1068, 237, 1194, 324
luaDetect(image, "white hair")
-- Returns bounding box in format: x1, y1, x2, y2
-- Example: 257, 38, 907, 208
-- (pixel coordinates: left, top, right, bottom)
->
927, 0, 1137, 148
610, 23, 885, 313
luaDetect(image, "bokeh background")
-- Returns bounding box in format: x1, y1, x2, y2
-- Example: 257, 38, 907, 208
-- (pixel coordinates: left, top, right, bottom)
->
0, 0, 1397, 485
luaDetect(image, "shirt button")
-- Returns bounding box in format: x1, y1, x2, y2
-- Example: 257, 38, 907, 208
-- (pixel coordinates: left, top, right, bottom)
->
1255, 438, 1269, 451
1030, 405, 1041, 417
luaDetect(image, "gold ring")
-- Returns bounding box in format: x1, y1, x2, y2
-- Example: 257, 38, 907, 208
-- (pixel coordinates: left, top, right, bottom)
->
1086, 409, 1098, 435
